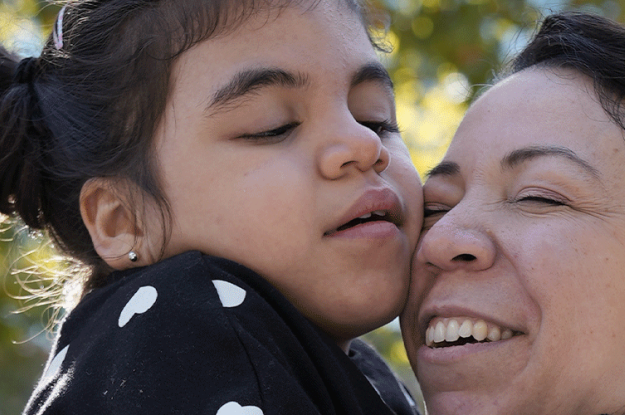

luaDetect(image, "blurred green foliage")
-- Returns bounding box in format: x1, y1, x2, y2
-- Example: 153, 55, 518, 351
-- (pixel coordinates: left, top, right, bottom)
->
1, 0, 624, 414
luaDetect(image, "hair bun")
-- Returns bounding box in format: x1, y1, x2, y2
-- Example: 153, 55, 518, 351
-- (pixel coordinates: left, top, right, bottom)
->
13, 57, 39, 85
0, 53, 48, 228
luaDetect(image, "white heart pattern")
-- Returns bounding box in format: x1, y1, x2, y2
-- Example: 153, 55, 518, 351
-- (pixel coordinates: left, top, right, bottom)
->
118, 286, 158, 327
212, 280, 246, 308
41, 344, 69, 384
216, 401, 263, 415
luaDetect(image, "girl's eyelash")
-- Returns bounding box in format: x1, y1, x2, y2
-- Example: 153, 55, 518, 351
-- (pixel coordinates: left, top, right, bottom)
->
239, 122, 300, 141
239, 118, 398, 141
359, 119, 400, 136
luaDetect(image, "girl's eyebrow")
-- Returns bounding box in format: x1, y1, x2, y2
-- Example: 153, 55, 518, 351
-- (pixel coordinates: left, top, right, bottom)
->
204, 61, 394, 117
206, 67, 309, 116
351, 61, 394, 91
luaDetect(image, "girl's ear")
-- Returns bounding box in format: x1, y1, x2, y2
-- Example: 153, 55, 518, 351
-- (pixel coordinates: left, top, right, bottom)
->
79, 178, 147, 270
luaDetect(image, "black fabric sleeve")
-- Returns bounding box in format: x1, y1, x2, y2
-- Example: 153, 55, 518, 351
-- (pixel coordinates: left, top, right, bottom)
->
23, 252, 414, 415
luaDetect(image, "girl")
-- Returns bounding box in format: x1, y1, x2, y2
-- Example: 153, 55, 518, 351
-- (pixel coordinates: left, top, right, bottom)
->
1, 0, 423, 413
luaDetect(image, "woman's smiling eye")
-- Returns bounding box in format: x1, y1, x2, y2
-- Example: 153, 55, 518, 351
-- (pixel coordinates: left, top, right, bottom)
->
238, 122, 300, 142
359, 119, 400, 136
423, 204, 450, 218
516, 195, 567, 206
422, 203, 450, 230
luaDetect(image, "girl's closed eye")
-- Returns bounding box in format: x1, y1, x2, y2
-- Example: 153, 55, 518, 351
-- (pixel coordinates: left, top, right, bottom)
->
358, 119, 400, 137
237, 121, 301, 143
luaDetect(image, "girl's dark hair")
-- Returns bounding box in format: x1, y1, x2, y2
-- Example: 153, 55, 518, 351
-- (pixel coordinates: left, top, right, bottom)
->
506, 11, 625, 130
0, 0, 380, 296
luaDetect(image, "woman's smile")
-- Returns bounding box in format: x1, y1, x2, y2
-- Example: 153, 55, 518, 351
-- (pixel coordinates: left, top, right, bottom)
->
424, 317, 517, 348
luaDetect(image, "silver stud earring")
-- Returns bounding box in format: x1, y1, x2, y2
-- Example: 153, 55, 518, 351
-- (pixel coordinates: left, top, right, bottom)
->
128, 251, 138, 262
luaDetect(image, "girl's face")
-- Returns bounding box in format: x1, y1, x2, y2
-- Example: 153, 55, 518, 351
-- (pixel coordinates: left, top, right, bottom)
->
401, 68, 625, 414
151, 0, 422, 347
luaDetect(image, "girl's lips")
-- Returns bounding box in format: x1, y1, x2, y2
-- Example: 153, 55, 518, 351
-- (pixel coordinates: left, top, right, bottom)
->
325, 220, 400, 239
324, 187, 402, 236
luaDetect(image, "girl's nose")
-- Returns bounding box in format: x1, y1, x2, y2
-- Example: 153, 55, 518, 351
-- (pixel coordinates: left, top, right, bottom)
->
317, 120, 390, 180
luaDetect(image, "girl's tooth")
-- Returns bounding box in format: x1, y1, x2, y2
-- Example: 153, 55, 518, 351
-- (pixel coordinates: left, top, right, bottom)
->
487, 326, 501, 342
445, 319, 460, 342
434, 321, 446, 343
359, 213, 372, 219
458, 319, 473, 338
501, 329, 513, 340
373, 210, 385, 216
473, 320, 488, 341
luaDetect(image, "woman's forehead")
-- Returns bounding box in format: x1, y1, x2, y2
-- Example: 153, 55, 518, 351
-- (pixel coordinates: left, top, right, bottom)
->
447, 68, 624, 166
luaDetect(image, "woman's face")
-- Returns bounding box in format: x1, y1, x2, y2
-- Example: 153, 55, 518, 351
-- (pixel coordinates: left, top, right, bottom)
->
401, 68, 625, 415
150, 0, 422, 347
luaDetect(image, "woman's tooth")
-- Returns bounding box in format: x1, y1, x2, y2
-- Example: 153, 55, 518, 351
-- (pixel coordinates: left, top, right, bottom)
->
427, 318, 514, 346
473, 320, 488, 341
445, 319, 460, 342
434, 321, 446, 343
501, 329, 513, 340
487, 326, 501, 342
458, 319, 473, 338
426, 327, 434, 346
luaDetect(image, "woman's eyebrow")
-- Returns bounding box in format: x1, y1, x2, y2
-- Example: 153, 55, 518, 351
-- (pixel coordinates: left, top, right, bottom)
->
426, 161, 460, 179
501, 145, 600, 179
427, 145, 599, 180
205, 67, 309, 116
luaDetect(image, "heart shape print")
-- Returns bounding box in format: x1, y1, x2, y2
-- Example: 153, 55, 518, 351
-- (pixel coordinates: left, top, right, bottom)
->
41, 344, 69, 384
118, 286, 158, 327
216, 401, 263, 415
212, 280, 246, 308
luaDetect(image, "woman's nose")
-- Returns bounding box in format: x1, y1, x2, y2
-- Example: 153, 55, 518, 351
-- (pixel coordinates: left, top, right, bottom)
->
317, 120, 390, 180
416, 218, 496, 273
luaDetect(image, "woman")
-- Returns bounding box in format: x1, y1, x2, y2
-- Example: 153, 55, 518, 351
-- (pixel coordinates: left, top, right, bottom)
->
401, 12, 625, 415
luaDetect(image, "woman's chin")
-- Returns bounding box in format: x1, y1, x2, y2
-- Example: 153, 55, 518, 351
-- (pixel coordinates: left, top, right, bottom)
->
415, 339, 536, 415
420, 390, 525, 415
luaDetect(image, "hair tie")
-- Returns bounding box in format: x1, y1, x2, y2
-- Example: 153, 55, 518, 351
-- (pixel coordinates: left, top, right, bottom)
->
13, 57, 39, 85
52, 5, 67, 50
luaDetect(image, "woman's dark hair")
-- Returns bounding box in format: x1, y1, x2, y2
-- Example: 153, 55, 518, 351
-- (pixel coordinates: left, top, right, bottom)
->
0, 0, 381, 296
505, 11, 625, 130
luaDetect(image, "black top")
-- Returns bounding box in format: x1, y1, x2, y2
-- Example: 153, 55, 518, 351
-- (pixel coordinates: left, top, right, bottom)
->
24, 251, 419, 415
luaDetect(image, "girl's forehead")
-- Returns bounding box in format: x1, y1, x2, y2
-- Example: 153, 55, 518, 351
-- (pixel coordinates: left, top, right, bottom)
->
159, 0, 383, 142
170, 0, 374, 83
